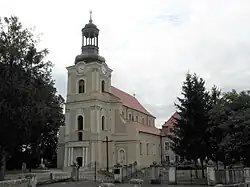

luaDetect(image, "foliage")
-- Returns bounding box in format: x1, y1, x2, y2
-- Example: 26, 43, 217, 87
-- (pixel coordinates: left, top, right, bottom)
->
170, 73, 210, 164
0, 16, 64, 180
172, 71, 250, 168
209, 90, 250, 166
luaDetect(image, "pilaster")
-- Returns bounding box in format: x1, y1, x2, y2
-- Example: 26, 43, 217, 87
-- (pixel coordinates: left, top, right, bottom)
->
65, 109, 70, 135
90, 106, 95, 133
70, 147, 74, 164
67, 148, 71, 166
90, 105, 101, 133
91, 68, 95, 91
91, 142, 95, 163
96, 106, 101, 133
96, 68, 99, 92
82, 147, 85, 167
64, 147, 68, 167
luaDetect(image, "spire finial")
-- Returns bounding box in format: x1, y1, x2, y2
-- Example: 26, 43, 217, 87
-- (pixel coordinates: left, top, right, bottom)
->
89, 10, 92, 23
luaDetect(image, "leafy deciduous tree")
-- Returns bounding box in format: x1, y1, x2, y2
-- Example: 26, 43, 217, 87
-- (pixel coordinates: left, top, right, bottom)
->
0, 16, 64, 180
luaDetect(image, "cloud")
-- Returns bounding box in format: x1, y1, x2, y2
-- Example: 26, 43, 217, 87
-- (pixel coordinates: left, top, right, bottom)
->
1, 0, 250, 127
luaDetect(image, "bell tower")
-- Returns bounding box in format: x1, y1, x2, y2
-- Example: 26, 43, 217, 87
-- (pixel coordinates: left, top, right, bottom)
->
62, 12, 116, 170
75, 11, 105, 64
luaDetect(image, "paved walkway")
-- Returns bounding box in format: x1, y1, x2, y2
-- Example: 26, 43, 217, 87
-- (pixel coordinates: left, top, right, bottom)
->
41, 180, 208, 187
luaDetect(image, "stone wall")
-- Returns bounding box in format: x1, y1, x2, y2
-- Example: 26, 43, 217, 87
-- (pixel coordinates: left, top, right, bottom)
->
0, 177, 34, 187
4, 171, 70, 186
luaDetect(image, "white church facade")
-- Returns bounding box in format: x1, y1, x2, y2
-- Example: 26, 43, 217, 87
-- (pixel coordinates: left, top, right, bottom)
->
57, 13, 177, 171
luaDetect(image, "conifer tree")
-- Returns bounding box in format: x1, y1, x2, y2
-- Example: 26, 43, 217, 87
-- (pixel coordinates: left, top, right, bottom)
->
171, 73, 210, 177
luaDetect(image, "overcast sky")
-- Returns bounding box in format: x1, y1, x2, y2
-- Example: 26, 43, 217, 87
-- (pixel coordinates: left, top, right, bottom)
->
1, 0, 250, 127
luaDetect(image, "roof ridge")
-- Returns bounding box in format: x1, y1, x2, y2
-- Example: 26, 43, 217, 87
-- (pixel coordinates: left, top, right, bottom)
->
111, 86, 135, 98
111, 86, 155, 117
165, 111, 177, 123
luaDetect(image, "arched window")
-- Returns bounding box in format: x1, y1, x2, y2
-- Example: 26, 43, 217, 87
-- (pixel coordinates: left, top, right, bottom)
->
78, 132, 83, 141
101, 116, 105, 131
129, 114, 132, 120
79, 80, 85, 93
148, 119, 151, 126
78, 116, 83, 130
118, 149, 126, 164
101, 80, 105, 92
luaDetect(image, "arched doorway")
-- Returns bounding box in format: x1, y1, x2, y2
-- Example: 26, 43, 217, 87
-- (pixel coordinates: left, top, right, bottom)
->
76, 157, 83, 167
118, 149, 126, 165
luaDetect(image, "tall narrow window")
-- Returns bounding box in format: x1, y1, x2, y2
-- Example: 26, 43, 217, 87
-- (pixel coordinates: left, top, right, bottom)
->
140, 143, 143, 155
79, 80, 85, 93
101, 116, 105, 130
165, 142, 170, 151
78, 132, 83, 141
136, 116, 138, 122
142, 118, 144, 124
146, 143, 149, 155
153, 144, 156, 155
170, 127, 174, 133
78, 116, 83, 130
101, 80, 105, 92
129, 114, 132, 120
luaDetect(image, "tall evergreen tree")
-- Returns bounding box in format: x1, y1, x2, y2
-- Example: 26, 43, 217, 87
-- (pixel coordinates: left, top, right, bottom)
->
206, 86, 223, 167
170, 73, 210, 177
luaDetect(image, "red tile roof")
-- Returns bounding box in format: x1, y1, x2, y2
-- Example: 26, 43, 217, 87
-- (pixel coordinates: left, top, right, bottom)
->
111, 86, 154, 117
134, 122, 161, 136
163, 112, 179, 127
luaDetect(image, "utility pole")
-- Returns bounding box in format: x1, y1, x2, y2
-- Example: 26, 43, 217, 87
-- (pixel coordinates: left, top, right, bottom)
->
103, 136, 113, 172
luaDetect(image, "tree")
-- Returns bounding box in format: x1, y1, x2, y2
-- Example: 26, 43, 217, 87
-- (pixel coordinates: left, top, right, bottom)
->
205, 86, 223, 167
170, 72, 210, 177
0, 16, 64, 180
209, 90, 250, 167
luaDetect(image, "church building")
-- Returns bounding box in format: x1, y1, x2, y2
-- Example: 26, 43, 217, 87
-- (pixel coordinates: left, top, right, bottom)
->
57, 13, 176, 171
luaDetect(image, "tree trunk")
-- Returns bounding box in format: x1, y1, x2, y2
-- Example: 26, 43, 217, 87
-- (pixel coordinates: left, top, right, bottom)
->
201, 158, 205, 178
0, 147, 6, 181
194, 159, 198, 178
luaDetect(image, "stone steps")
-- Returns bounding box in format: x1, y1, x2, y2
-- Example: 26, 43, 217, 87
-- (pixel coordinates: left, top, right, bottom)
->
79, 170, 113, 182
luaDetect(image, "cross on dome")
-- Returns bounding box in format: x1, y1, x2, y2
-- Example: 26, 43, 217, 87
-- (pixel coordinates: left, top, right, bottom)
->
89, 10, 92, 23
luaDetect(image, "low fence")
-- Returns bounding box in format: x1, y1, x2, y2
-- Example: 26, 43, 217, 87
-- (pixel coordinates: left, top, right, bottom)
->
176, 169, 207, 185
214, 169, 244, 186
205, 167, 250, 186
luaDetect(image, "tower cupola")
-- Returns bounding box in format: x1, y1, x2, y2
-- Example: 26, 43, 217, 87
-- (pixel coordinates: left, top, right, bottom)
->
75, 11, 105, 64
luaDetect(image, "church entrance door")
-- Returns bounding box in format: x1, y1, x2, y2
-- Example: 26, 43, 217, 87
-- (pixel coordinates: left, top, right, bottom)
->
76, 157, 83, 167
